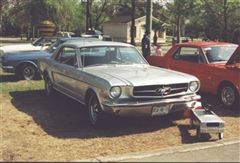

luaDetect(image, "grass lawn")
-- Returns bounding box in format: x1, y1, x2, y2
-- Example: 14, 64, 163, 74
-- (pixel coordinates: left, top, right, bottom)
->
0, 71, 44, 93
1, 69, 239, 161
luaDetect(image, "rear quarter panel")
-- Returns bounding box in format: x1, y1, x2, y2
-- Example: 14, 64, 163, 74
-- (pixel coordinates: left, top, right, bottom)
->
146, 46, 178, 68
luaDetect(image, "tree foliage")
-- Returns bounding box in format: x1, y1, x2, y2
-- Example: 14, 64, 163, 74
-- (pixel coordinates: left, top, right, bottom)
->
1, 0, 240, 43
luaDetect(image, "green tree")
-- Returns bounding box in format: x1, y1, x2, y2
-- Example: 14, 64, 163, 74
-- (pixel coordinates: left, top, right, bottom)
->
165, 0, 197, 43
1, 0, 85, 36
202, 0, 240, 41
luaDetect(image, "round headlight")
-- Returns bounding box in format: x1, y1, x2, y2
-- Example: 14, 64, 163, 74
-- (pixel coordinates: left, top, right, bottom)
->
110, 86, 121, 98
189, 81, 200, 92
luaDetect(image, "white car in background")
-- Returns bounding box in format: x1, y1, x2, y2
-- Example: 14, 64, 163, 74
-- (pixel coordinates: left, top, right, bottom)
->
0, 37, 58, 55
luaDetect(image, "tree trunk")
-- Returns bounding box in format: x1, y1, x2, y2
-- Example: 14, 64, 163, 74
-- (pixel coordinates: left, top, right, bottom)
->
222, 0, 228, 41
177, 15, 181, 43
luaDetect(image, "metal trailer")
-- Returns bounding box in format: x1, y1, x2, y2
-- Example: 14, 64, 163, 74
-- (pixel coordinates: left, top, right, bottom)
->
190, 109, 225, 140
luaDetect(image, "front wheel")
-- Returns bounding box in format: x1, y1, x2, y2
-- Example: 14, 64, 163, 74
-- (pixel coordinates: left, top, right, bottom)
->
87, 93, 104, 127
219, 84, 239, 109
44, 74, 54, 97
21, 64, 37, 80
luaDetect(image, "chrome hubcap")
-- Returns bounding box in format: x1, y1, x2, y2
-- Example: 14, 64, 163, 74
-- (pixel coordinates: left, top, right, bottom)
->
221, 86, 235, 106
89, 97, 99, 124
23, 66, 35, 79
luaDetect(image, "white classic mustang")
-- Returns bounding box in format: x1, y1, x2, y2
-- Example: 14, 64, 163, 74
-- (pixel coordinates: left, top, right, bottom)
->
38, 41, 202, 126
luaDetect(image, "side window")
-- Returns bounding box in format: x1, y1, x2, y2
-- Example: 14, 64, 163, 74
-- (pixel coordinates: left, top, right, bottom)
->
173, 47, 203, 63
56, 47, 77, 67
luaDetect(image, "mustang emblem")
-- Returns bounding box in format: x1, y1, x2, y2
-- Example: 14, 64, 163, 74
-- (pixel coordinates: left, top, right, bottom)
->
156, 87, 172, 95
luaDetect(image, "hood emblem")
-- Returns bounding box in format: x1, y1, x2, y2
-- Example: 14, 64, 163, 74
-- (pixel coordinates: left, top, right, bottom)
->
156, 87, 172, 96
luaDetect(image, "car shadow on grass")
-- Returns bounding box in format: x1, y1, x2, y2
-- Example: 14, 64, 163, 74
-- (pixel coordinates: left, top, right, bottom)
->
177, 124, 212, 144
0, 73, 42, 83
10, 90, 186, 139
0, 73, 18, 82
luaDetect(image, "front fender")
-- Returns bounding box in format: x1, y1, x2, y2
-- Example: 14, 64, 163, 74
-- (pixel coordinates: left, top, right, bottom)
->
16, 60, 38, 72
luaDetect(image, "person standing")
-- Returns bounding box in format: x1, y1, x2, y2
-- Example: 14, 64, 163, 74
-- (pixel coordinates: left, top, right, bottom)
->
141, 32, 151, 59
155, 44, 162, 56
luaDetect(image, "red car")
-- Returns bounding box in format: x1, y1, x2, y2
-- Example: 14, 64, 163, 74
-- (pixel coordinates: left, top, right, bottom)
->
147, 42, 239, 109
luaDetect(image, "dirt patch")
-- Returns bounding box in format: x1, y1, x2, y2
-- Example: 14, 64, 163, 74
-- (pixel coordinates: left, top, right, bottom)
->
1, 91, 240, 161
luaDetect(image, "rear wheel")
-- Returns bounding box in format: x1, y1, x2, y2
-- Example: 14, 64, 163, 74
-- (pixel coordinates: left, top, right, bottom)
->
219, 84, 239, 109
87, 93, 104, 127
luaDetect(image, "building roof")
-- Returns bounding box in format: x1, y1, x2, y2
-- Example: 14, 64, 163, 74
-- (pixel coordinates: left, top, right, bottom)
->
105, 15, 161, 25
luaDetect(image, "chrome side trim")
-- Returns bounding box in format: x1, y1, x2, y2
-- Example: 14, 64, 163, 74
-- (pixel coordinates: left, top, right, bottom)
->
2, 66, 14, 69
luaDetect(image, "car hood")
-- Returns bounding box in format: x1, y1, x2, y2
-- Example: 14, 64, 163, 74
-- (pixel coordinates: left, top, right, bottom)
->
0, 44, 47, 53
210, 62, 240, 69
84, 64, 199, 86
2, 50, 51, 60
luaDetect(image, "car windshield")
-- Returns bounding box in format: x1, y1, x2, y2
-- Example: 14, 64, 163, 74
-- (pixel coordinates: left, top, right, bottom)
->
79, 46, 147, 67
32, 37, 57, 47
46, 39, 63, 53
203, 45, 237, 63
32, 37, 43, 46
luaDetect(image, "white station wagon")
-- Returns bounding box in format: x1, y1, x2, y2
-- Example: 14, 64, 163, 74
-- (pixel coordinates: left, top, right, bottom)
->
38, 41, 202, 126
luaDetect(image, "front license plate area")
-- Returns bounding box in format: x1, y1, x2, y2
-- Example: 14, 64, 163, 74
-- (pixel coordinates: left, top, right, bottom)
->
152, 105, 170, 116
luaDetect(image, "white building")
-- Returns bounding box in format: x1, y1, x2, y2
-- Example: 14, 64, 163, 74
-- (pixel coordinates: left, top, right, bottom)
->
103, 15, 167, 44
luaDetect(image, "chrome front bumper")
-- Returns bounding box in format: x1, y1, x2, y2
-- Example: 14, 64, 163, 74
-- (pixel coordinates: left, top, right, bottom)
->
102, 94, 201, 116
1, 65, 15, 73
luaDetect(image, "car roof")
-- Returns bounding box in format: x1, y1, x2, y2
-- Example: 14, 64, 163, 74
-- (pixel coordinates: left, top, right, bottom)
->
58, 37, 82, 41
175, 41, 237, 47
62, 41, 134, 48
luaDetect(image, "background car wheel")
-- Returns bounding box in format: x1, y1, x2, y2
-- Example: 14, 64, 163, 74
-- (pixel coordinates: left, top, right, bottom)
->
21, 64, 37, 80
219, 84, 239, 109
87, 93, 104, 127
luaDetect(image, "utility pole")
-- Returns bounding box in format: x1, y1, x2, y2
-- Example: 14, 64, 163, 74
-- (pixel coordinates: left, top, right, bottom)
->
0, 0, 3, 36
88, 0, 92, 32
86, 0, 89, 32
130, 0, 136, 45
146, 0, 152, 41
85, 0, 93, 33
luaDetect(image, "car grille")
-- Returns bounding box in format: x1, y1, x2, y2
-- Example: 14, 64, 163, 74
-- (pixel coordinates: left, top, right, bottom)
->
207, 123, 220, 127
133, 83, 188, 97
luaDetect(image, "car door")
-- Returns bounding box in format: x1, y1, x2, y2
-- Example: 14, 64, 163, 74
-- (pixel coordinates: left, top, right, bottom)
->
51, 46, 79, 97
168, 46, 210, 91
